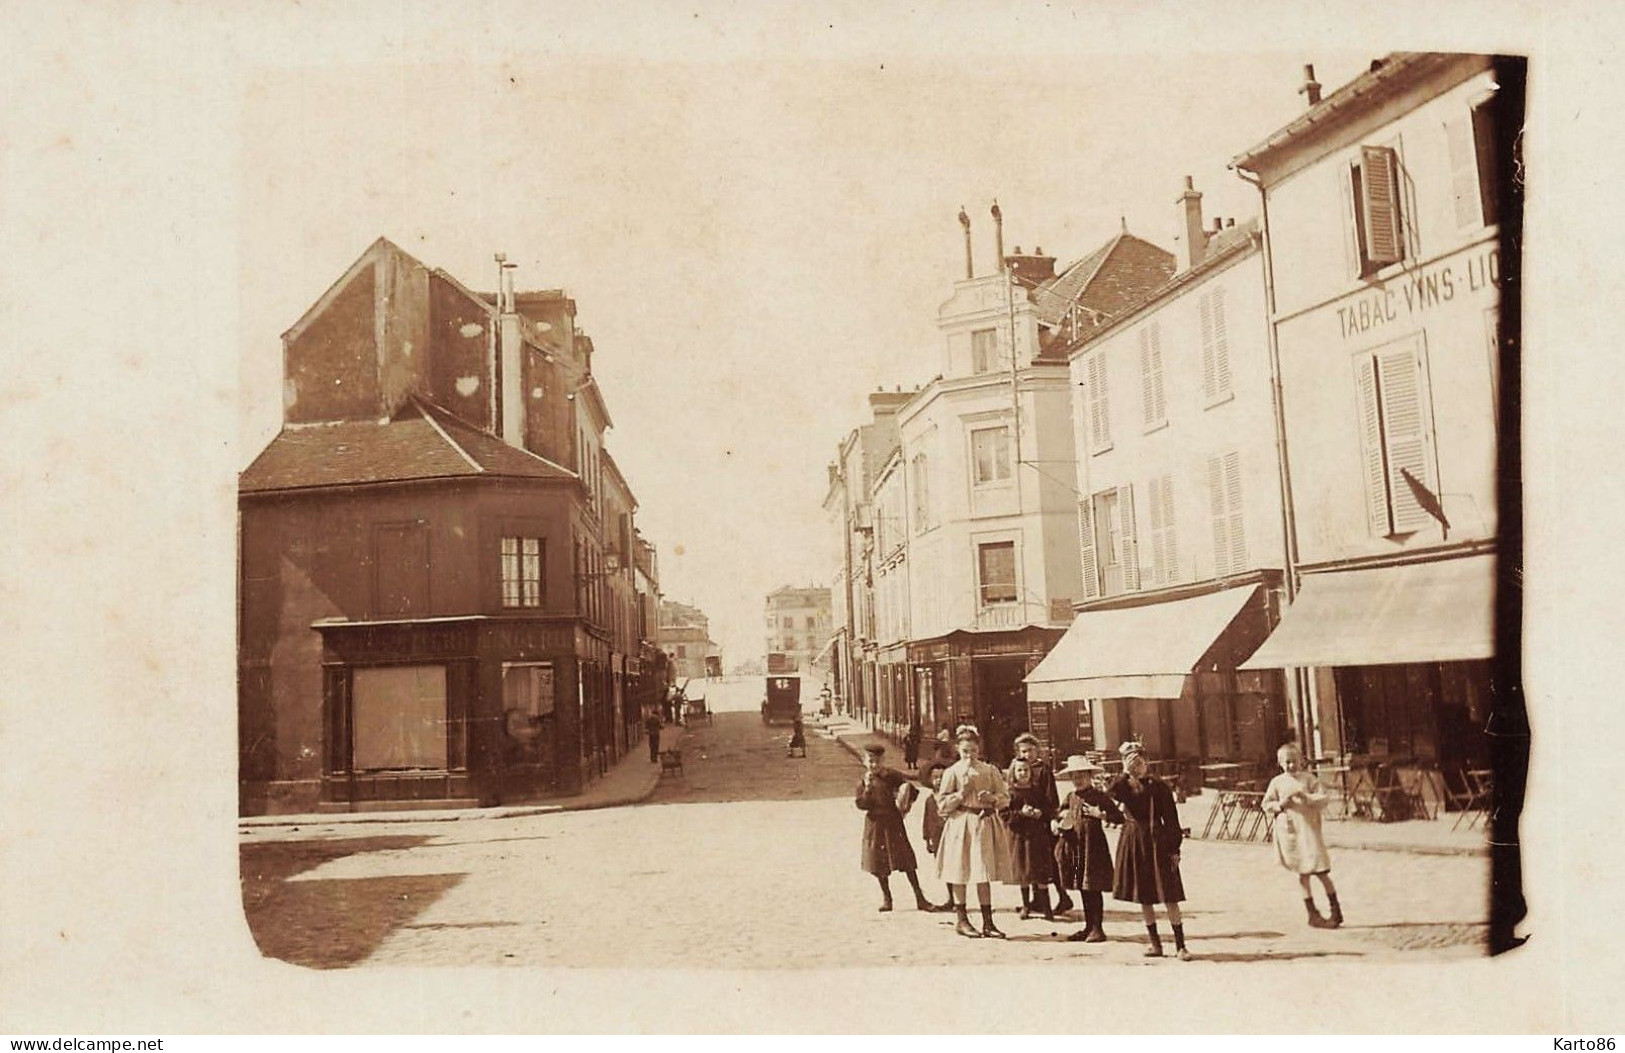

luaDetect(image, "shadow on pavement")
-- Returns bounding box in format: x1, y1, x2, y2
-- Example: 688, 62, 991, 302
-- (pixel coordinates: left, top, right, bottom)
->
241, 835, 464, 969
642, 711, 858, 806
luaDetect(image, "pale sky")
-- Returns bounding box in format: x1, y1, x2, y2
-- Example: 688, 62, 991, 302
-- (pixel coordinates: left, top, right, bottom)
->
238, 50, 1376, 664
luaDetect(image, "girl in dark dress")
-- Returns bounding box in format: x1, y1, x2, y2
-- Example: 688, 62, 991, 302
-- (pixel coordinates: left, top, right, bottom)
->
1000, 757, 1058, 920
1010, 731, 1074, 915
855, 743, 933, 912
1052, 754, 1123, 942
1108, 741, 1190, 959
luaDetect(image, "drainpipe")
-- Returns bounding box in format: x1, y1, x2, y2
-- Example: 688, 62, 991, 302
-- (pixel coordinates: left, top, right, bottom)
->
1235, 164, 1322, 758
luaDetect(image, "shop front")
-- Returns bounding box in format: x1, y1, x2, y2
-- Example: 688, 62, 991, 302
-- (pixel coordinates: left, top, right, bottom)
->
314, 613, 598, 811
1240, 551, 1496, 811
1025, 579, 1289, 783
908, 625, 1061, 768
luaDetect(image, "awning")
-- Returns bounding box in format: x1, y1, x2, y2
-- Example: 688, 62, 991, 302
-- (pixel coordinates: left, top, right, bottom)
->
1239, 554, 1495, 670
1024, 585, 1259, 701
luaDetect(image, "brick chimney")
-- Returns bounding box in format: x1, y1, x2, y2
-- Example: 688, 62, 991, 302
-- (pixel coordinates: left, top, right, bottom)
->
1299, 64, 1323, 107
1004, 244, 1058, 287
1177, 176, 1207, 272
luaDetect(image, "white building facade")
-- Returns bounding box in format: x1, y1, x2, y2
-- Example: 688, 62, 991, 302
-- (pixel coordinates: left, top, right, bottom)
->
1233, 53, 1510, 799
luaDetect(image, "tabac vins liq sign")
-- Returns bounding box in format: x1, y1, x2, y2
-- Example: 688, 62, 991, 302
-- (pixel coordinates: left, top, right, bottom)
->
1337, 245, 1500, 340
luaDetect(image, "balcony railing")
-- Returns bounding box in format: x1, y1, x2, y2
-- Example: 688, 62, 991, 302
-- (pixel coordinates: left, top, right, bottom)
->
974, 604, 1024, 630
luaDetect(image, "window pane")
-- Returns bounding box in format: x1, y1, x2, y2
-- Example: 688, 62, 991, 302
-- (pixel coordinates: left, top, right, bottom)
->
978, 542, 1017, 604
352, 665, 447, 770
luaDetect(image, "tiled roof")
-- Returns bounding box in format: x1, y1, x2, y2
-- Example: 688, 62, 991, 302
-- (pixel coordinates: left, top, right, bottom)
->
1030, 232, 1177, 329
240, 399, 575, 494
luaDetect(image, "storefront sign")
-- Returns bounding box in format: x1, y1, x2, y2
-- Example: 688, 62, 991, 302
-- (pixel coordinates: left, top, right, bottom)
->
1337, 246, 1500, 340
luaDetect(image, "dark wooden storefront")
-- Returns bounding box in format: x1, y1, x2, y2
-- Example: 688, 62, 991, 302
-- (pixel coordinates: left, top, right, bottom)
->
316, 614, 599, 810
908, 625, 1061, 768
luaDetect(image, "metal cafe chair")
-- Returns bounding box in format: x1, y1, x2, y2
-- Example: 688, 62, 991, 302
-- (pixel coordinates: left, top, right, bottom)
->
1443, 767, 1484, 830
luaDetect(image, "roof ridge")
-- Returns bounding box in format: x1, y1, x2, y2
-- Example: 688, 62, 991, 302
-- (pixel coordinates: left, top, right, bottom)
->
411, 396, 484, 474
416, 397, 581, 479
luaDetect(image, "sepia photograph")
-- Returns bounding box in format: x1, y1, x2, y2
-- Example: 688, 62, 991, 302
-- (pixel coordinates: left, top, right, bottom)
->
2, 0, 1620, 1038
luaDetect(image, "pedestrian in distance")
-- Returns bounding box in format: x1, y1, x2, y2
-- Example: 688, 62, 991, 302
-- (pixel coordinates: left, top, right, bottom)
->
1052, 755, 1122, 942
855, 743, 934, 912
1009, 731, 1074, 915
1261, 742, 1343, 928
787, 713, 807, 758
903, 722, 922, 771
935, 724, 1015, 939
644, 708, 662, 764
1001, 756, 1058, 920
1108, 740, 1191, 960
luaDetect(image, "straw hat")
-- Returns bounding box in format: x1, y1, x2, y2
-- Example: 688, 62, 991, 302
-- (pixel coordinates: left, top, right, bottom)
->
1055, 755, 1102, 778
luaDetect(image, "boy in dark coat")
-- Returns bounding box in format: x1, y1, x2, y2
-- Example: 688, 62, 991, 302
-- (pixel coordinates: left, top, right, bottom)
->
1053, 754, 1124, 942
855, 743, 933, 912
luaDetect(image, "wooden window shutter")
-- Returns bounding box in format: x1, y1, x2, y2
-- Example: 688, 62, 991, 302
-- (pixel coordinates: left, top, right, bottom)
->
1208, 454, 1231, 576
1445, 113, 1481, 230
1223, 451, 1246, 572
1340, 162, 1362, 280
1376, 346, 1435, 533
1139, 328, 1155, 426
1088, 354, 1111, 448
1118, 483, 1140, 591
1354, 356, 1392, 536
1359, 145, 1404, 266
1211, 288, 1231, 397
1199, 293, 1217, 401
1078, 498, 1100, 600
1147, 475, 1167, 585
1160, 474, 1179, 585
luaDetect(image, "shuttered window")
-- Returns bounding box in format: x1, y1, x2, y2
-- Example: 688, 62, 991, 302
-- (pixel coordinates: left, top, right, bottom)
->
1355, 342, 1438, 537
1207, 451, 1246, 576
1351, 145, 1406, 276
977, 541, 1018, 605
1086, 352, 1111, 451
1200, 288, 1232, 404
1078, 497, 1100, 600
1117, 484, 1140, 592
1148, 474, 1178, 585
1139, 323, 1166, 427
1448, 99, 1502, 230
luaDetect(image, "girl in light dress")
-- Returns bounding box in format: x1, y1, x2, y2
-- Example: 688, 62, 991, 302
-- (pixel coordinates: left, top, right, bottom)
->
1260, 742, 1343, 928
934, 724, 1015, 939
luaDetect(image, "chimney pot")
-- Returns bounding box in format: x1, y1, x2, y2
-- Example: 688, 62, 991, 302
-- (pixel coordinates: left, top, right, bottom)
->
959, 206, 974, 279
1178, 178, 1206, 271
991, 200, 1005, 270
1300, 63, 1323, 106
1213, 217, 1224, 232
1226, 218, 1235, 228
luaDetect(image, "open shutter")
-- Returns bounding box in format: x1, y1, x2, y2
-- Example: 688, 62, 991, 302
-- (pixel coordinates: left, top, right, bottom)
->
1340, 163, 1362, 280
1199, 293, 1217, 401
1445, 113, 1481, 230
1354, 356, 1391, 536
1147, 475, 1167, 585
1223, 451, 1246, 572
1078, 498, 1100, 600
1360, 145, 1404, 266
1377, 346, 1434, 533
1208, 454, 1230, 576
1211, 288, 1231, 397
1161, 474, 1179, 585
1118, 484, 1140, 592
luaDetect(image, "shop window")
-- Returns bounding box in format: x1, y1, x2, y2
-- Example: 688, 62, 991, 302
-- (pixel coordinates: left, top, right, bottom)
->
500, 536, 543, 608
351, 665, 448, 771
1348, 144, 1406, 277
1354, 337, 1440, 538
1207, 451, 1246, 575
502, 662, 555, 717
977, 540, 1018, 605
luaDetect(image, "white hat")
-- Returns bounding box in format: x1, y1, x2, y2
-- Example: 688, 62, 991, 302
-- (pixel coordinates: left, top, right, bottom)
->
1055, 755, 1102, 777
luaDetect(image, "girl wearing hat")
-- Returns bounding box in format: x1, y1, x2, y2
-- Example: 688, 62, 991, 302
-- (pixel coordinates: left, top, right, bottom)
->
856, 743, 935, 912
1260, 742, 1342, 928
1052, 755, 1123, 942
935, 724, 1015, 938
1108, 741, 1191, 959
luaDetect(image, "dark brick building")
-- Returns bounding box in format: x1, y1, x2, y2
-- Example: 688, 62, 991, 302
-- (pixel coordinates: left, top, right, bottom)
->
239, 238, 657, 814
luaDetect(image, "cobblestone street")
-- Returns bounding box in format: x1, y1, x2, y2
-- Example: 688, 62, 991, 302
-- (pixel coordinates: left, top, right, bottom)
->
241, 693, 1488, 969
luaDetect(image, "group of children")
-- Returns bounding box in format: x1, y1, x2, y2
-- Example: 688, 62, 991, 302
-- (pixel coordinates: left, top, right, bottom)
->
855, 725, 1346, 957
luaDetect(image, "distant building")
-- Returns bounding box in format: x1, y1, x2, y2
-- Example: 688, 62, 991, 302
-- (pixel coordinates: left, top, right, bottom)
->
658, 599, 718, 681
764, 586, 832, 677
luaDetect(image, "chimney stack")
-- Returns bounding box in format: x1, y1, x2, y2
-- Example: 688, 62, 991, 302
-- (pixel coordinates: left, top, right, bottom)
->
1178, 176, 1207, 271
1299, 63, 1323, 107
958, 206, 973, 279
991, 200, 1005, 272
494, 253, 524, 446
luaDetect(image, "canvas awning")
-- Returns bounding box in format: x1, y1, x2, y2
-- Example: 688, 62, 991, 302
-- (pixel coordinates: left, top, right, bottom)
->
1024, 585, 1259, 701
1239, 554, 1495, 670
